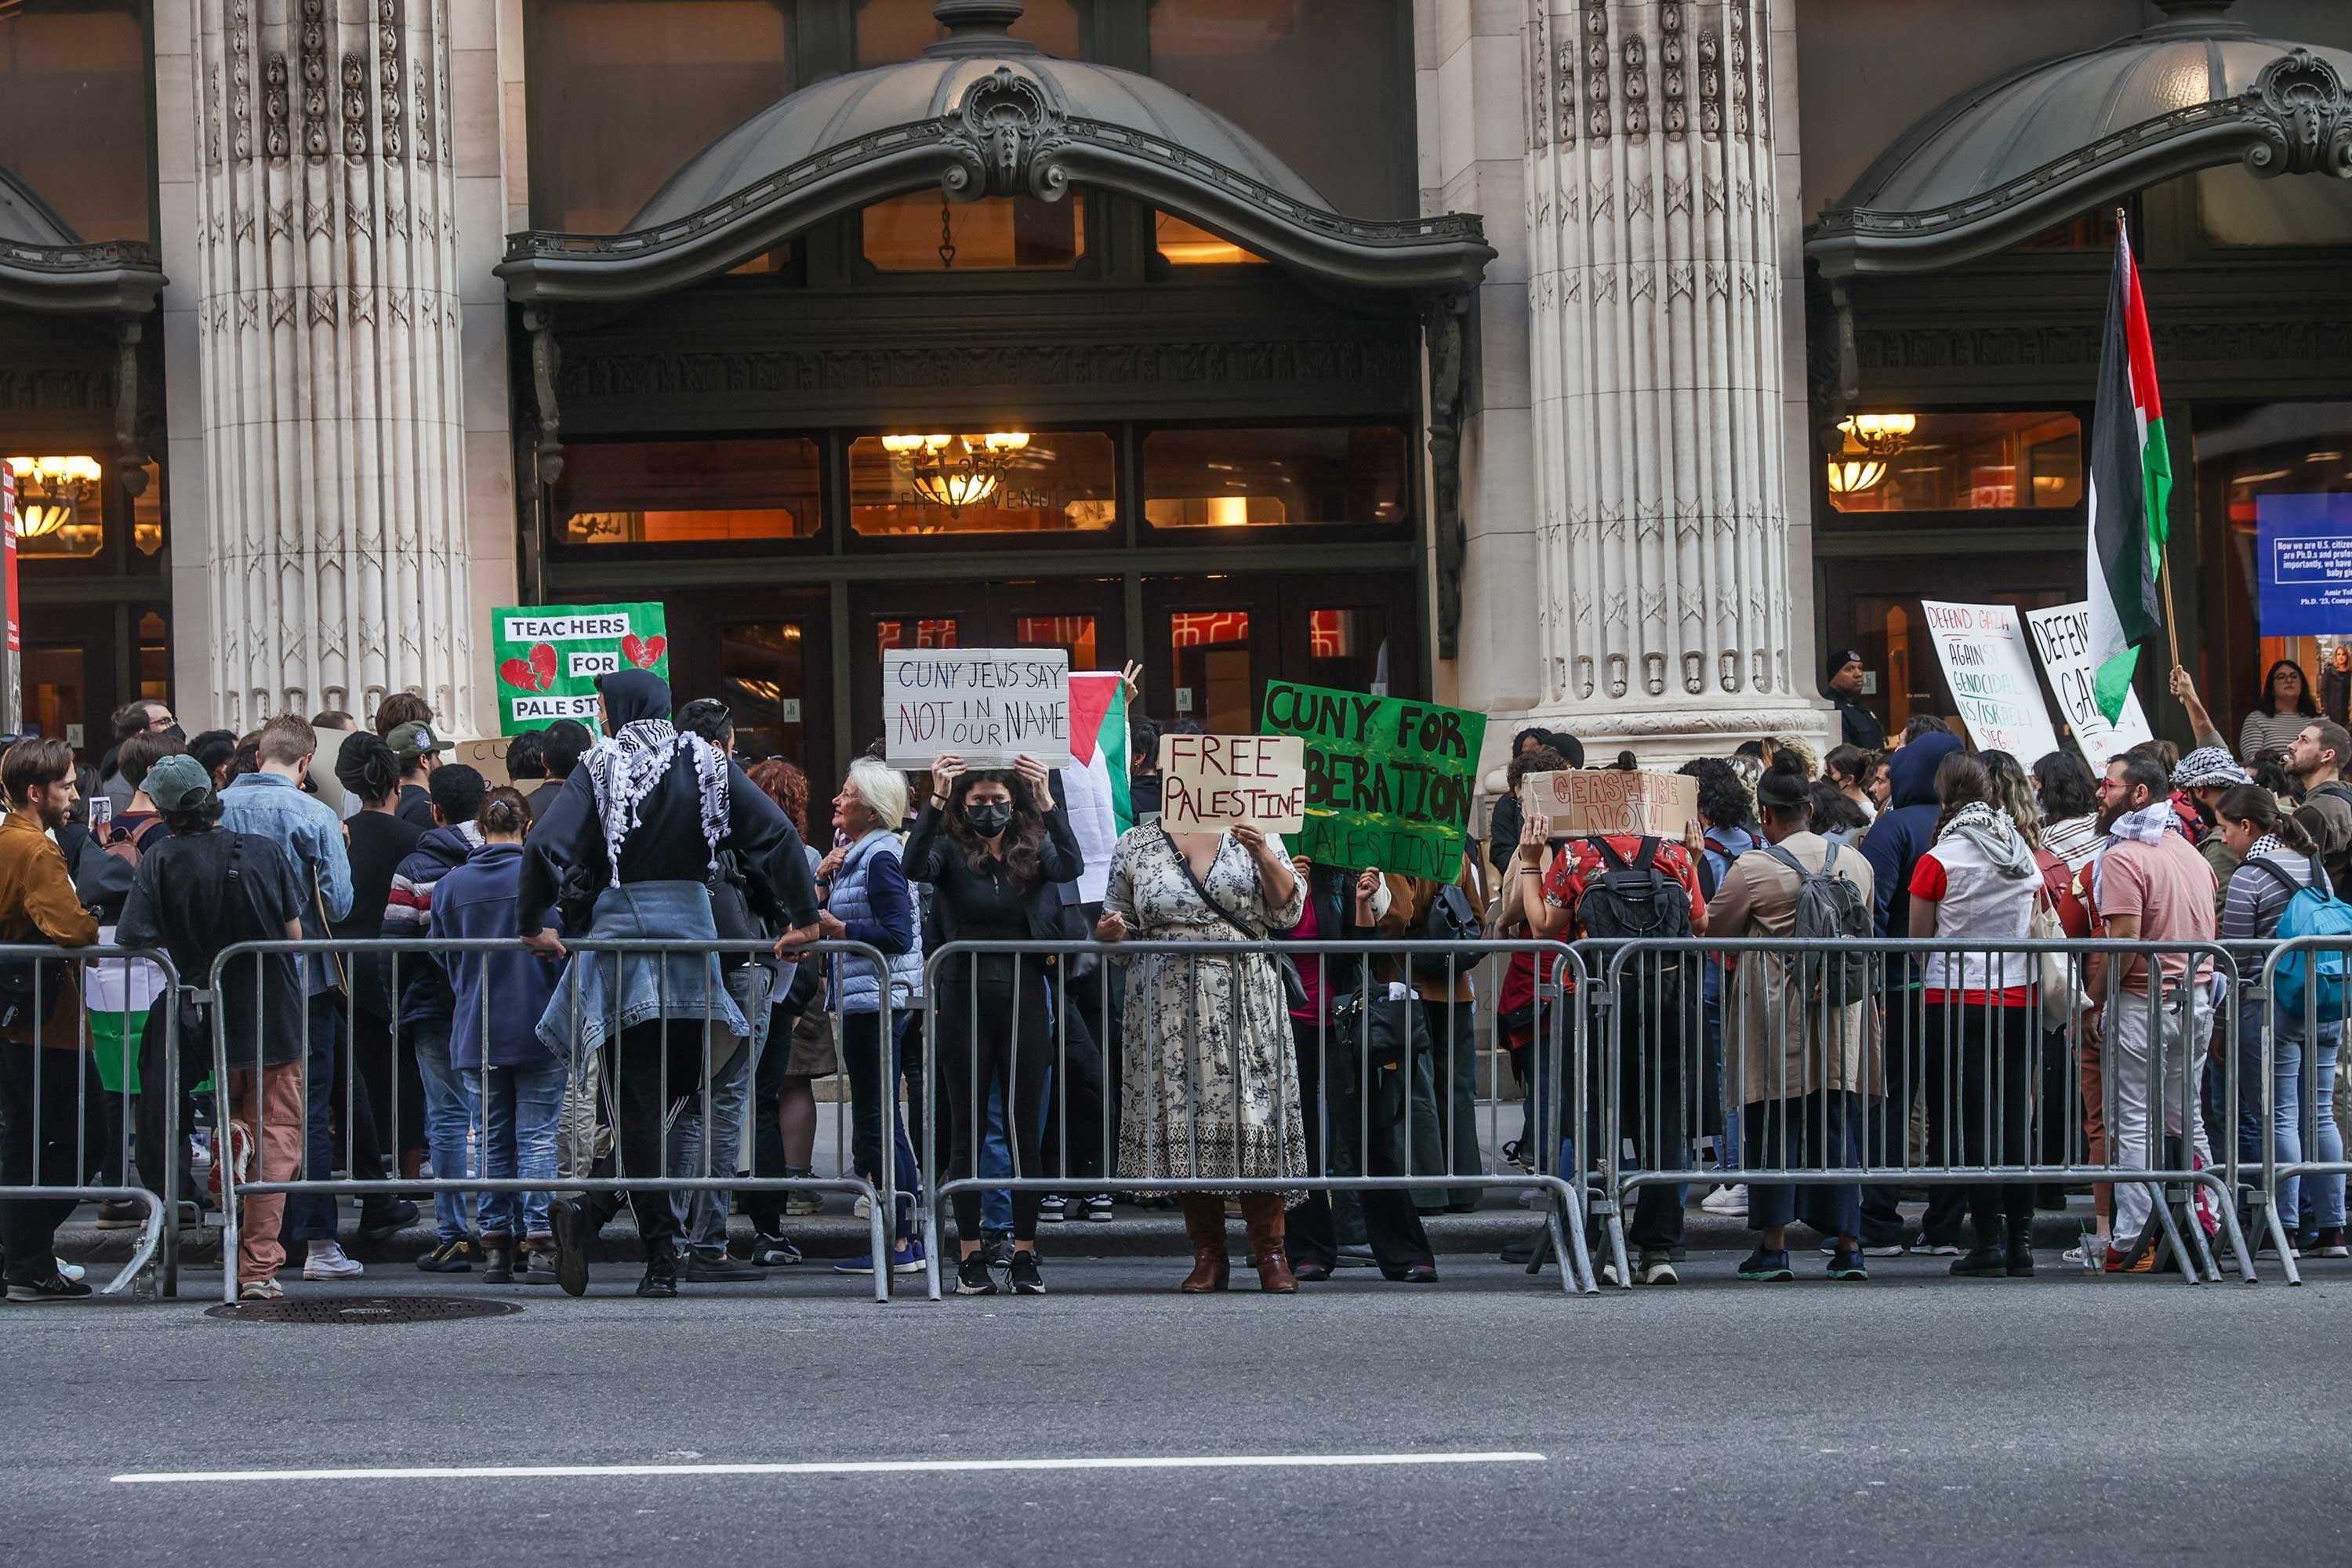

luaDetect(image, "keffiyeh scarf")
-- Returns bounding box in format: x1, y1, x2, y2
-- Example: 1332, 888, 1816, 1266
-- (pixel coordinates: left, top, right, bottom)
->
1936, 800, 2035, 880
2092, 800, 2181, 904
582, 718, 730, 876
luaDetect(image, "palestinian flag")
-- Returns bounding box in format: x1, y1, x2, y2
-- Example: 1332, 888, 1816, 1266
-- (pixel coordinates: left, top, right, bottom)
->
1063, 671, 1132, 900
2085, 223, 2172, 724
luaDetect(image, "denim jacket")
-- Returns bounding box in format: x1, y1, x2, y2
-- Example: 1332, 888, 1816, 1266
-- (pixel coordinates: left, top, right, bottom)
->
219, 771, 353, 993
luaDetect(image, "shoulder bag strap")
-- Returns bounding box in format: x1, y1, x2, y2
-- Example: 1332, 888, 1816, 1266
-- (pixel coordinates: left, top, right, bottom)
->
1158, 824, 1266, 941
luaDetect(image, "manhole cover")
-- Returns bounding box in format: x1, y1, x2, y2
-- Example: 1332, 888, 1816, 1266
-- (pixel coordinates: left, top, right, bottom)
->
204, 1295, 521, 1324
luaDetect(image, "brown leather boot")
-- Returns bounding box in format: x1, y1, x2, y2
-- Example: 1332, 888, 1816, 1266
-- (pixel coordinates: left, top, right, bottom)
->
1178, 1196, 1229, 1293
1242, 1196, 1298, 1294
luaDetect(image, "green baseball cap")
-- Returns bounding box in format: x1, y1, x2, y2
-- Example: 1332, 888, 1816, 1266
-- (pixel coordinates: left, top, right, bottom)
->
143, 753, 214, 813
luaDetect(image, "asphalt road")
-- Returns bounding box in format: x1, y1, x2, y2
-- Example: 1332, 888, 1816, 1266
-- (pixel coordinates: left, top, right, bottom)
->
3, 1249, 2346, 1568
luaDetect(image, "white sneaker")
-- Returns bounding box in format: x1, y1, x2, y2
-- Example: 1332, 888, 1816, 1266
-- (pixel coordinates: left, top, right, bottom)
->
853, 1196, 871, 1219
1700, 1184, 1748, 1215
302, 1241, 365, 1280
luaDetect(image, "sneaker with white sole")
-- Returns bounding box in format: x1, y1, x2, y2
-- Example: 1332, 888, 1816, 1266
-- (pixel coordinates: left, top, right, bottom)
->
1700, 1183, 1748, 1215
1038, 1196, 1068, 1224
1084, 1194, 1115, 1222
238, 1277, 284, 1301
301, 1241, 365, 1280
1908, 1239, 1963, 1257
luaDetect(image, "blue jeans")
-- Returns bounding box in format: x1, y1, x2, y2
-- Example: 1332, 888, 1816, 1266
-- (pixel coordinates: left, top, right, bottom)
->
283, 993, 346, 1243
473, 1054, 565, 1240
2238, 1015, 2347, 1231
414, 1022, 477, 1242
671, 964, 773, 1252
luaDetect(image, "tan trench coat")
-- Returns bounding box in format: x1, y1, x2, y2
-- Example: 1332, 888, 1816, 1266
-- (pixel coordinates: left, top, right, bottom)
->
1704, 830, 1883, 1105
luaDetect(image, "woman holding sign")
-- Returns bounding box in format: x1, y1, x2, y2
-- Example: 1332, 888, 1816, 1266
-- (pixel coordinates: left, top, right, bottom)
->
1095, 815, 1307, 1293
905, 753, 1084, 1298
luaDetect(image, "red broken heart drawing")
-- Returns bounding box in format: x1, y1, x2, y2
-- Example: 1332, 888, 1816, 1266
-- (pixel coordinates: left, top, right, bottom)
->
501, 641, 561, 693
621, 633, 666, 670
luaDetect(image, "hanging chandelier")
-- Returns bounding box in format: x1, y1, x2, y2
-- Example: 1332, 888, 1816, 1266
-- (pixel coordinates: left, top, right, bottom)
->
1824, 413, 1915, 496
882, 432, 1031, 514
4, 456, 101, 539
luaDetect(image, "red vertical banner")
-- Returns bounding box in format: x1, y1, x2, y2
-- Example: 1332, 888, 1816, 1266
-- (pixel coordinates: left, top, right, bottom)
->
1, 463, 16, 654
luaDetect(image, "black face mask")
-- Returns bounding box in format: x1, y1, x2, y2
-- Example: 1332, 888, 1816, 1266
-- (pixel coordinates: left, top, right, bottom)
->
964, 801, 1012, 838
162, 724, 186, 743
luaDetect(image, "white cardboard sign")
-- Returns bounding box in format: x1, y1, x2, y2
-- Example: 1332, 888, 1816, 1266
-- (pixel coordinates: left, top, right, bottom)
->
1918, 601, 2062, 763
2022, 601, 2154, 768
883, 648, 1072, 768
1159, 734, 1306, 834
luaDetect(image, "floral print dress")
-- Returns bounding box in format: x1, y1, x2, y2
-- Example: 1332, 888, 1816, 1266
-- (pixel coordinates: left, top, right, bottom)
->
1105, 825, 1310, 1201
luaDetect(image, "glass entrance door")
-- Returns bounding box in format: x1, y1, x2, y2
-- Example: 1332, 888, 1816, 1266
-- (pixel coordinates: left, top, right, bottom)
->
665, 588, 833, 793
1143, 572, 1419, 737
850, 578, 1124, 757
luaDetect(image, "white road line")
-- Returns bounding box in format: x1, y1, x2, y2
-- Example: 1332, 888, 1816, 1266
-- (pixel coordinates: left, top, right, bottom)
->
114, 1452, 1547, 1486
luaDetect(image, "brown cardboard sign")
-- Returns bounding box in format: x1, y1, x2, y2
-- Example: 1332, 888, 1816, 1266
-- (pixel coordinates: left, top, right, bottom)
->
1519, 769, 1697, 841
1160, 734, 1306, 834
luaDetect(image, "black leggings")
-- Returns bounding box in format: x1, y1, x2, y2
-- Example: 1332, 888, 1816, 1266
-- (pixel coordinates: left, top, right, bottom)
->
939, 964, 1055, 1243
1931, 1003, 2038, 1240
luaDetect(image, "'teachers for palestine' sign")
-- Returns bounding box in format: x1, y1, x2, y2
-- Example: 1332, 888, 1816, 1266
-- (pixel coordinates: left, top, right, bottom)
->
1259, 681, 1486, 880
492, 602, 669, 735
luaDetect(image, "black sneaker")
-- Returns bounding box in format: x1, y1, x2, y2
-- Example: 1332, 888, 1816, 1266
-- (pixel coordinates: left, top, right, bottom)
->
1825, 1243, 1869, 1281
1736, 1247, 1793, 1282
549, 1198, 590, 1298
521, 1242, 558, 1285
416, 1236, 474, 1273
636, 1253, 677, 1298
1951, 1245, 2006, 1277
684, 1249, 760, 1283
1009, 1250, 1045, 1295
481, 1236, 515, 1284
956, 1250, 997, 1296
5, 1270, 93, 1303
357, 1198, 420, 1243
1038, 1196, 1068, 1224
751, 1232, 803, 1267
1084, 1195, 1115, 1222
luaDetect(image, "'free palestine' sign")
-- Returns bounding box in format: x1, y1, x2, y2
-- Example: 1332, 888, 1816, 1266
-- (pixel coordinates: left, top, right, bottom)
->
1259, 681, 1486, 880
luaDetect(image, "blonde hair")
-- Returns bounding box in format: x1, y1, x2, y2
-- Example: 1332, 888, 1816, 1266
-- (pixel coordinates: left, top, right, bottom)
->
844, 756, 909, 829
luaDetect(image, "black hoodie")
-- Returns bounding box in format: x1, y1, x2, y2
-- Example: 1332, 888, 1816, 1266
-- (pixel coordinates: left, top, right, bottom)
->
1858, 730, 1962, 938
516, 670, 819, 934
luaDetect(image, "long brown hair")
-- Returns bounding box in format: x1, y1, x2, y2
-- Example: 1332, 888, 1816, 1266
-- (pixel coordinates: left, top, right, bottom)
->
1930, 752, 1994, 841
2217, 783, 2320, 856
942, 767, 1052, 891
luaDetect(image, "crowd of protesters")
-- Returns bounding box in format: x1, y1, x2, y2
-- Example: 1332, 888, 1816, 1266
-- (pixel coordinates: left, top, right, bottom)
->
0, 645, 2344, 1303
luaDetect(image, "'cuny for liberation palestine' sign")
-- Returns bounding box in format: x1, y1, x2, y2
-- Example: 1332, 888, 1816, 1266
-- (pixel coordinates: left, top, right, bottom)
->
1259, 681, 1486, 880
883, 648, 1073, 769
493, 602, 670, 735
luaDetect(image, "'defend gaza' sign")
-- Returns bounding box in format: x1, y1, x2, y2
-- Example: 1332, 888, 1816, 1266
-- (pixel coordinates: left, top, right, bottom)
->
1259, 681, 1486, 879
493, 602, 669, 735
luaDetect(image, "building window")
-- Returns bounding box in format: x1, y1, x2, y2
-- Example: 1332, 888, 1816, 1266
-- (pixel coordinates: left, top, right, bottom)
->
862, 191, 1086, 271
2210, 402, 2352, 730
1142, 426, 1410, 530
875, 618, 960, 653
136, 609, 169, 705
1147, 0, 1412, 218
855, 0, 1083, 63
524, 0, 791, 232
554, 437, 822, 545
1154, 212, 1265, 267
0, 1, 152, 242
1169, 611, 1252, 732
1015, 614, 1099, 669
2195, 165, 2352, 249
850, 432, 1115, 536
5, 455, 106, 557
1824, 412, 2083, 514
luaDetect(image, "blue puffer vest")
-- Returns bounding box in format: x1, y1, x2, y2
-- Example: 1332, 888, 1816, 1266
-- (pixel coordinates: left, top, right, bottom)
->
829, 829, 924, 1012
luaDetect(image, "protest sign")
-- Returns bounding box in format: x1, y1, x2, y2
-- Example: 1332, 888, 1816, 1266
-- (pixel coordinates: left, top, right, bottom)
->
1519, 768, 1697, 842
453, 736, 514, 788
883, 648, 1072, 768
1259, 681, 1486, 879
2022, 601, 2154, 768
2254, 492, 2352, 636
492, 602, 668, 735
1159, 734, 1305, 833
1918, 601, 2061, 763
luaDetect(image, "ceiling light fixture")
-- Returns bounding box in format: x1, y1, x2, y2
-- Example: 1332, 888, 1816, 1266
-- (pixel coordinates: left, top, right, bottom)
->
882, 432, 1031, 514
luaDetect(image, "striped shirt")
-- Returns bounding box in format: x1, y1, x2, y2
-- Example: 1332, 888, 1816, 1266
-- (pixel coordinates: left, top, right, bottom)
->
2040, 814, 2103, 874
2220, 837, 2328, 945
2239, 709, 2310, 763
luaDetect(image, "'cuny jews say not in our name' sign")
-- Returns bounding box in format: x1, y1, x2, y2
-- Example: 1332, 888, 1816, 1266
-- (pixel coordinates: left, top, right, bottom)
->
1259, 681, 1486, 880
884, 648, 1073, 769
1158, 734, 1305, 834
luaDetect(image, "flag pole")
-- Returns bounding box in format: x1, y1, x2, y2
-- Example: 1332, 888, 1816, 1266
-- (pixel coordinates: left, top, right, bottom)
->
2120, 205, 2183, 673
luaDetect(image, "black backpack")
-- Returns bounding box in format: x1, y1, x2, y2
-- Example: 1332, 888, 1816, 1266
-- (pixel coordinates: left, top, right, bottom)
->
1576, 839, 1700, 1131
1417, 880, 1489, 975
1576, 837, 1695, 944
1762, 841, 1873, 1007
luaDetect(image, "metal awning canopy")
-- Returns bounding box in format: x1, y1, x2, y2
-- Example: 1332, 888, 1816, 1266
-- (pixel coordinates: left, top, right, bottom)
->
0, 166, 164, 316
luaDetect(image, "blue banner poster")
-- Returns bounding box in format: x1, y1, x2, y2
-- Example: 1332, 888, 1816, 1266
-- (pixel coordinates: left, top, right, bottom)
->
2256, 493, 2352, 636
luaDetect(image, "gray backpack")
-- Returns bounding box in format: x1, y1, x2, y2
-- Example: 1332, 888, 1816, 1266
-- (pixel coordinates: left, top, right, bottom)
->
1762, 841, 1872, 1007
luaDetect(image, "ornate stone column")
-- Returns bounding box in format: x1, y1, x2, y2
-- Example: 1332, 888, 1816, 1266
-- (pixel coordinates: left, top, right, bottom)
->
1519, 0, 1826, 760
187, 0, 471, 729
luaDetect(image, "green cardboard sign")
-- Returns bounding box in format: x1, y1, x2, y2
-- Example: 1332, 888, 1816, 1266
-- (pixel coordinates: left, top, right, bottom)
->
492, 601, 670, 735
1259, 681, 1487, 880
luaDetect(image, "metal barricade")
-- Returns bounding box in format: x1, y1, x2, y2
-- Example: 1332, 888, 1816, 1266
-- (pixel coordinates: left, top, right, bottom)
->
915, 938, 1596, 1299
2248, 936, 2352, 1286
1584, 936, 2255, 1288
0, 942, 180, 1297
206, 938, 898, 1303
